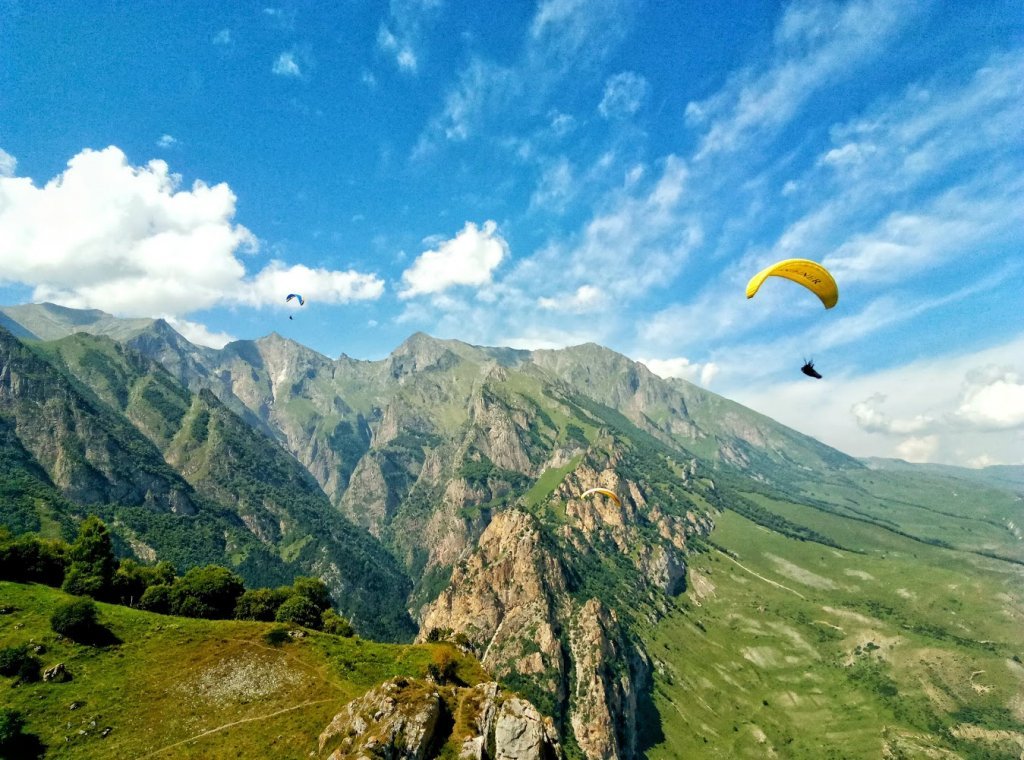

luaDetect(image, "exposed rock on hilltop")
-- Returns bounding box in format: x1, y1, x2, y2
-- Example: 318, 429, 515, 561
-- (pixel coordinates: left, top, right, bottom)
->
417, 507, 671, 759
317, 677, 562, 760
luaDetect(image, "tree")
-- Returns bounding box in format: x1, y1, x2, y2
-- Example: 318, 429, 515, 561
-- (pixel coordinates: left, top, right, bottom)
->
234, 587, 290, 621
61, 517, 116, 599
50, 598, 99, 641
320, 608, 354, 637
274, 595, 321, 628
138, 583, 172, 614
291, 576, 332, 612
0, 533, 68, 586
111, 559, 177, 606
170, 565, 244, 619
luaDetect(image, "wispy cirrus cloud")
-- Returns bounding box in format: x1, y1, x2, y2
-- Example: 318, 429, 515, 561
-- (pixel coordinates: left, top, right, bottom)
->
685, 0, 918, 160
377, 0, 443, 74
272, 51, 302, 77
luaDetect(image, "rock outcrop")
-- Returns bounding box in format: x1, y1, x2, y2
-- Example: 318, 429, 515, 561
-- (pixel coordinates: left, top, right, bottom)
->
417, 509, 656, 759
317, 677, 561, 760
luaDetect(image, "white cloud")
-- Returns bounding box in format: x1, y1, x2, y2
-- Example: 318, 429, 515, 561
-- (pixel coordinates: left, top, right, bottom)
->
851, 393, 934, 434
598, 71, 648, 119
163, 316, 236, 349
642, 357, 719, 387
272, 52, 301, 77
895, 435, 939, 463
0, 148, 15, 178
376, 0, 443, 74
377, 25, 417, 72
954, 368, 1024, 430
530, 158, 575, 212
538, 284, 603, 313
0, 146, 383, 317
156, 134, 178, 149
729, 334, 1024, 466
212, 28, 232, 45
685, 0, 914, 159
399, 220, 508, 298
242, 261, 384, 306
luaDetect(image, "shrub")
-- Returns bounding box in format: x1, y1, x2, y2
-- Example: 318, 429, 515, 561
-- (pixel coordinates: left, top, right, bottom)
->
0, 645, 40, 682
50, 598, 99, 641
291, 576, 332, 612
274, 595, 322, 628
0, 534, 68, 586
234, 588, 290, 621
0, 707, 25, 749
321, 609, 354, 637
138, 583, 172, 614
111, 559, 176, 606
169, 565, 244, 619
427, 649, 458, 685
263, 626, 291, 646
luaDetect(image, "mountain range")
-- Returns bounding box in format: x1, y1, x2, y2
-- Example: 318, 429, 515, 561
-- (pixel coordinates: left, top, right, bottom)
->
1, 302, 1021, 759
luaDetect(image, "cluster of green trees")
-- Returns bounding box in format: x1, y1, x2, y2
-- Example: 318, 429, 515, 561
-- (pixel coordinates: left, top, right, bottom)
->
0, 517, 353, 635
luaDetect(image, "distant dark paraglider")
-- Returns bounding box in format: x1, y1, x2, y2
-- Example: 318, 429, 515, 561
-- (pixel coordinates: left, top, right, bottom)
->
285, 293, 305, 306
745, 258, 839, 309
580, 487, 622, 506
801, 360, 823, 379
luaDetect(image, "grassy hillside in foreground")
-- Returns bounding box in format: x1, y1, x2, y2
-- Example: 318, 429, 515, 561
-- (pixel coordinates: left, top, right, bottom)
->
0, 582, 487, 759
644, 497, 1024, 759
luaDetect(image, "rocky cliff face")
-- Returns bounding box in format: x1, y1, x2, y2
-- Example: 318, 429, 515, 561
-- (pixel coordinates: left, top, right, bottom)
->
417, 506, 676, 760
317, 677, 562, 760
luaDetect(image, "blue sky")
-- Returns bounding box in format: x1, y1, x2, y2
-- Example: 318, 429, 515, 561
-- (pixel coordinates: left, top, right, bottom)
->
1, 0, 1022, 465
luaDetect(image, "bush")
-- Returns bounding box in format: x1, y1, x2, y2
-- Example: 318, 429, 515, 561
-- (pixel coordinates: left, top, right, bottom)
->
0, 645, 40, 682
169, 565, 244, 619
50, 598, 99, 641
291, 576, 332, 612
138, 583, 172, 614
263, 626, 291, 646
234, 588, 290, 621
274, 595, 322, 629
0, 707, 25, 749
0, 534, 68, 587
426, 649, 458, 685
111, 559, 177, 606
321, 609, 354, 637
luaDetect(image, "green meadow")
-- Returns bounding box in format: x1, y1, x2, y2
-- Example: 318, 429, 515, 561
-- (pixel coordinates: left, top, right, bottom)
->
0, 582, 486, 759
644, 485, 1024, 759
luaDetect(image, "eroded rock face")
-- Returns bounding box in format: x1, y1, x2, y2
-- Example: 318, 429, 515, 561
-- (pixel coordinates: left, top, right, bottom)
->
417, 510, 659, 760
318, 678, 561, 760
318, 678, 441, 760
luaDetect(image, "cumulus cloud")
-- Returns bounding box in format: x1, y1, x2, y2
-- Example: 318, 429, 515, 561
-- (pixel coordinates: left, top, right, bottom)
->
598, 71, 648, 118
399, 220, 508, 298
642, 357, 719, 387
538, 284, 603, 313
954, 367, 1024, 430
163, 317, 236, 349
0, 145, 383, 318
851, 393, 934, 434
0, 148, 15, 178
156, 134, 178, 149
272, 52, 301, 77
895, 435, 939, 463
242, 261, 384, 306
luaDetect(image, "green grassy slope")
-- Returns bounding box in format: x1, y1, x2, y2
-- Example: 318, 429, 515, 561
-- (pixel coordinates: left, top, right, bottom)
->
644, 494, 1024, 759
0, 582, 486, 759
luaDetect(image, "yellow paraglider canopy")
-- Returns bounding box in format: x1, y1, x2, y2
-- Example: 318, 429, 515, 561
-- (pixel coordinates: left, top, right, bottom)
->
745, 258, 838, 309
580, 487, 621, 506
